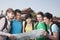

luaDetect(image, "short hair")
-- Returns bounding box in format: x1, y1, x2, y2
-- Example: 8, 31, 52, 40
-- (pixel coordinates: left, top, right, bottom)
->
6, 8, 14, 15
14, 9, 21, 16
37, 12, 44, 17
44, 12, 53, 19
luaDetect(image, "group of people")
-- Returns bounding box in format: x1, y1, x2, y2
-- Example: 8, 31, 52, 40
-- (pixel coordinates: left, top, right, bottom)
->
0, 8, 59, 40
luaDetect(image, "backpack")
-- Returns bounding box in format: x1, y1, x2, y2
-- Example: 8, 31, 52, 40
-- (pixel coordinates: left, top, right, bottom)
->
24, 21, 34, 32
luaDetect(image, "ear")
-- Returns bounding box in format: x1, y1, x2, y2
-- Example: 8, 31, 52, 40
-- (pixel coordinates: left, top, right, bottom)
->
50, 18, 53, 22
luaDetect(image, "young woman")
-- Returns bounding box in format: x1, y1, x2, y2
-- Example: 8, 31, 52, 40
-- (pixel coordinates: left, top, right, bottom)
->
23, 14, 34, 40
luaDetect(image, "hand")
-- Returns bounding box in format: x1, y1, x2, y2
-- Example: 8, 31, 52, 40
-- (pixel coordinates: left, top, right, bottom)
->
42, 31, 48, 37
7, 34, 15, 40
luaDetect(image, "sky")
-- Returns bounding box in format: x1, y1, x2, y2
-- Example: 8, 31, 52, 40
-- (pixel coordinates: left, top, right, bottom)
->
0, 0, 60, 17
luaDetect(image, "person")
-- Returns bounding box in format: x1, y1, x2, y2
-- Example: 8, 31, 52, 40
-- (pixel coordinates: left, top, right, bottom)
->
23, 14, 34, 40
10, 9, 23, 40
34, 12, 48, 40
0, 8, 14, 40
43, 12, 59, 40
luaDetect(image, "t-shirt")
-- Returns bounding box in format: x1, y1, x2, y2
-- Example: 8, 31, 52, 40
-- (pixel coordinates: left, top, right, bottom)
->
48, 24, 59, 35
25, 24, 32, 32
11, 19, 22, 34
35, 21, 49, 40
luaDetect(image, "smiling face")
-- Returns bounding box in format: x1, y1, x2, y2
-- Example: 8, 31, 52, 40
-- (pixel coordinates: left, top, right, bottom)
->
6, 8, 14, 19
26, 18, 32, 23
7, 12, 14, 19
15, 12, 21, 20
36, 14, 43, 22
44, 17, 50, 24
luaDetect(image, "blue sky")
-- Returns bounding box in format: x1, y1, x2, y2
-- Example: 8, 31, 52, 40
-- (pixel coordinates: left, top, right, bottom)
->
0, 0, 60, 17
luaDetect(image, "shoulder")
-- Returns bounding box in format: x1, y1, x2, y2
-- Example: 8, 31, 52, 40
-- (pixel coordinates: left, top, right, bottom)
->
1, 17, 5, 20
51, 24, 59, 32
0, 17, 5, 22
52, 24, 58, 29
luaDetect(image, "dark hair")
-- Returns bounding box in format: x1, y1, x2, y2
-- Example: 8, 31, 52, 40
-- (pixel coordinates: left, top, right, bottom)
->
25, 14, 32, 19
44, 12, 53, 19
14, 9, 21, 16
6, 8, 14, 15
37, 12, 44, 17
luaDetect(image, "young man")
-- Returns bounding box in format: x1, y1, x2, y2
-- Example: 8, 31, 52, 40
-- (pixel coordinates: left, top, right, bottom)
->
34, 12, 48, 40
10, 9, 23, 34
43, 12, 59, 40
0, 8, 14, 40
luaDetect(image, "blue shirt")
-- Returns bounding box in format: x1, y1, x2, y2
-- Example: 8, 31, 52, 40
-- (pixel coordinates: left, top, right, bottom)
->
11, 19, 22, 34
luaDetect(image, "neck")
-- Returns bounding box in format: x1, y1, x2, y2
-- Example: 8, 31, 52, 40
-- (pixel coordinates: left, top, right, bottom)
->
27, 22, 32, 24
49, 22, 53, 26
15, 18, 20, 21
39, 21, 43, 22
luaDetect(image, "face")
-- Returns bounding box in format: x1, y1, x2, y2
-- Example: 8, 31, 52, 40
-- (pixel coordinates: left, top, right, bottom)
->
26, 18, 32, 23
7, 12, 14, 19
37, 15, 43, 22
44, 17, 50, 24
15, 12, 21, 20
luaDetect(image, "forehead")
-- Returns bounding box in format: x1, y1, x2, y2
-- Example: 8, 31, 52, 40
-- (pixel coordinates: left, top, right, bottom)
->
37, 14, 41, 17
44, 17, 48, 20
16, 12, 21, 15
37, 15, 42, 17
7, 12, 14, 14
26, 18, 32, 19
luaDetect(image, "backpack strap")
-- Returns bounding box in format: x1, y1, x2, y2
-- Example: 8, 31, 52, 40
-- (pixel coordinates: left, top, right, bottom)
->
32, 22, 34, 30
35, 22, 39, 29
1, 18, 8, 31
21, 21, 23, 33
50, 24, 53, 35
44, 23, 49, 34
24, 21, 27, 32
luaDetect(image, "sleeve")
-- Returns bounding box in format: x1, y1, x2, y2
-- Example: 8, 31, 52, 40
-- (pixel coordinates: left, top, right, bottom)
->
0, 31, 10, 36
0, 18, 5, 30
52, 24, 59, 32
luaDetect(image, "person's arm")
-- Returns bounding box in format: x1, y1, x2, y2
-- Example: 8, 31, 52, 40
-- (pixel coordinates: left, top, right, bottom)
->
43, 24, 59, 40
47, 32, 59, 40
22, 21, 25, 33
0, 31, 11, 37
